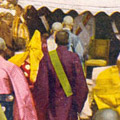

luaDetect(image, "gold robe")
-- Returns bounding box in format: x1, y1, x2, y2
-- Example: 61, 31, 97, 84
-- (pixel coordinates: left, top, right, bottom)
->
93, 65, 120, 114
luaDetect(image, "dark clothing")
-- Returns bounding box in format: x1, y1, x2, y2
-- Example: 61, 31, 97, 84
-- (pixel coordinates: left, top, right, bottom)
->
0, 94, 14, 120
33, 46, 88, 120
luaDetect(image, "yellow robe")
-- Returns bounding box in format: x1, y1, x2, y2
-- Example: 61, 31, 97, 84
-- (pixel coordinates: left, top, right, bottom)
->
9, 30, 43, 83
93, 65, 120, 114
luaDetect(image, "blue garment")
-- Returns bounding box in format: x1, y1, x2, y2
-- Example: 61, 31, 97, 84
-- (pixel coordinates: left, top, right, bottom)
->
66, 30, 84, 62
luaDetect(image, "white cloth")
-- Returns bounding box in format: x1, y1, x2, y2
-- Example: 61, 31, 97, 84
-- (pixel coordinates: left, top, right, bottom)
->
47, 34, 58, 52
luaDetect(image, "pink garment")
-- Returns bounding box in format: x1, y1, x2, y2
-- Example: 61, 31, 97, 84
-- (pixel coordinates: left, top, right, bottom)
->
0, 56, 38, 120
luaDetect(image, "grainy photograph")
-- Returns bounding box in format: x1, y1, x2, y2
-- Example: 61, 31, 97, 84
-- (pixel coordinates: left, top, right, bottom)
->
0, 0, 120, 120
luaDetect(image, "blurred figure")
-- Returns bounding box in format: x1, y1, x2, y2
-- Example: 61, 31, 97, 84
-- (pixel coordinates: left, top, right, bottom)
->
14, 4, 23, 17
32, 30, 88, 120
9, 30, 44, 120
12, 5, 30, 50
93, 53, 120, 114
0, 37, 38, 120
62, 16, 84, 66
9, 30, 43, 88
92, 109, 120, 120
73, 11, 95, 61
1, 12, 14, 28
0, 19, 14, 59
47, 22, 63, 51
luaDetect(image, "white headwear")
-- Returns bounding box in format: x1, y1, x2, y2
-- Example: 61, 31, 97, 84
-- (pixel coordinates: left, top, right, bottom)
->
63, 16, 73, 26
0, 38, 6, 51
52, 22, 63, 32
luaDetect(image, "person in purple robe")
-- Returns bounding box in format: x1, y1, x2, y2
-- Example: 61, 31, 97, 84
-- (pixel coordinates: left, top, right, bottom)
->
32, 30, 88, 120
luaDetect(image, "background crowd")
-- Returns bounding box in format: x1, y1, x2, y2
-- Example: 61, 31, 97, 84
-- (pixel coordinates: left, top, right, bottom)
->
0, 0, 120, 120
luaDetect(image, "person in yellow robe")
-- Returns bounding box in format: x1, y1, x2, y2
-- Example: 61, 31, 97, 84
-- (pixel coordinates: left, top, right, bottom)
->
93, 54, 120, 114
9, 30, 43, 85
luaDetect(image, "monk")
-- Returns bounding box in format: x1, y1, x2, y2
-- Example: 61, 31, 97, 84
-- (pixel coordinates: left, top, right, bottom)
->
32, 30, 88, 120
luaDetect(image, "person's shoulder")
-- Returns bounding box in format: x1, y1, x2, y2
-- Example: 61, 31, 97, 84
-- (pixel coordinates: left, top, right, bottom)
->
6, 60, 16, 68
5, 60, 20, 72
70, 51, 79, 57
66, 49, 80, 60
0, 58, 15, 72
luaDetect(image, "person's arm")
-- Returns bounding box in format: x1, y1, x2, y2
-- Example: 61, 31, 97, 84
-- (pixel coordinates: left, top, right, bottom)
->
74, 39, 84, 62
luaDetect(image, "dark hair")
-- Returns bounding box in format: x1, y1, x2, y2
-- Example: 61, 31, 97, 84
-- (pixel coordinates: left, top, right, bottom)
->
55, 30, 69, 45
13, 37, 26, 51
41, 33, 49, 40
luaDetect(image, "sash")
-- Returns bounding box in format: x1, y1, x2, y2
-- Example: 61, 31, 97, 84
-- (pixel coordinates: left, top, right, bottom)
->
0, 104, 7, 120
49, 50, 73, 97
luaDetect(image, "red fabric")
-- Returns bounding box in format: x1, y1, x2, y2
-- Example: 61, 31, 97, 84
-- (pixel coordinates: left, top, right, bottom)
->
32, 46, 88, 120
21, 61, 34, 89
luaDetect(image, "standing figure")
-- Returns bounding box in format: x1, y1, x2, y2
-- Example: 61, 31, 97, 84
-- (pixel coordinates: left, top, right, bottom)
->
32, 30, 88, 120
62, 15, 84, 65
9, 30, 43, 90
47, 22, 63, 52
0, 37, 38, 120
73, 11, 95, 60
0, 16, 14, 59
12, 5, 30, 51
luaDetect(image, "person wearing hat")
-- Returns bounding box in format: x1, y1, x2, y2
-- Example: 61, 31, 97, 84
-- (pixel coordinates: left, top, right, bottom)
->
62, 16, 84, 67
92, 108, 120, 120
0, 37, 38, 120
32, 30, 88, 120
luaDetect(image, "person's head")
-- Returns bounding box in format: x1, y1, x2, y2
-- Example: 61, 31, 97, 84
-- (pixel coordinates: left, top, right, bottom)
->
92, 109, 120, 120
15, 4, 23, 16
13, 37, 26, 51
55, 30, 69, 46
0, 37, 7, 56
51, 22, 63, 34
62, 15, 74, 30
1, 12, 13, 27
41, 33, 49, 42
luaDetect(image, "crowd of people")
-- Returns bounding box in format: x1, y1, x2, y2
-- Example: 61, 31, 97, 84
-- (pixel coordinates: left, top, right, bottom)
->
0, 2, 120, 120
